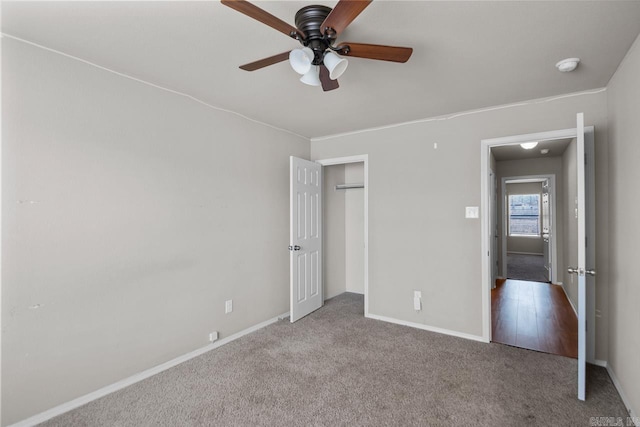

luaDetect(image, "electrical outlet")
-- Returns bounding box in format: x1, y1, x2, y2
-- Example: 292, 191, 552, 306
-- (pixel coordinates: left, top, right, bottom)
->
225, 300, 233, 314
413, 291, 422, 311
209, 331, 219, 342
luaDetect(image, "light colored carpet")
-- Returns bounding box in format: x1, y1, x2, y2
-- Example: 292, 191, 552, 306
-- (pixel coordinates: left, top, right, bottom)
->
42, 293, 627, 426
507, 253, 549, 283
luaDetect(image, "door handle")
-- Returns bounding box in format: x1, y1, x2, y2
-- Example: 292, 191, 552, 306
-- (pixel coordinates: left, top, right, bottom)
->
288, 245, 301, 251
567, 267, 596, 276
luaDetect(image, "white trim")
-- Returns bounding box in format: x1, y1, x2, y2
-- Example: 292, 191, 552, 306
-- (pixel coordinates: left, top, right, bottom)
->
0, 32, 3, 423
607, 364, 638, 422
507, 251, 544, 256
593, 359, 607, 368
501, 174, 557, 283
311, 88, 606, 142
0, 33, 308, 142
7, 312, 289, 427
316, 155, 369, 317
561, 282, 578, 315
277, 312, 290, 320
482, 128, 581, 342
366, 313, 487, 343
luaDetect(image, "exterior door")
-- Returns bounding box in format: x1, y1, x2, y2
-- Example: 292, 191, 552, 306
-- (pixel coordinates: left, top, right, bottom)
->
569, 113, 596, 401
289, 156, 323, 322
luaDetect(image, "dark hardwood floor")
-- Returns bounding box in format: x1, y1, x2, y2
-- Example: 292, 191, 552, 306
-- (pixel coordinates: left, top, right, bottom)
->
492, 279, 578, 358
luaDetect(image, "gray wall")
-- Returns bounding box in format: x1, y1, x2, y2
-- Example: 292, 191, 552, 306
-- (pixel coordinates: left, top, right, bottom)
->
561, 139, 579, 309
1, 38, 309, 425
345, 163, 364, 294
607, 34, 640, 416
505, 182, 544, 255
311, 91, 609, 357
495, 157, 565, 283
323, 162, 365, 298
323, 164, 346, 299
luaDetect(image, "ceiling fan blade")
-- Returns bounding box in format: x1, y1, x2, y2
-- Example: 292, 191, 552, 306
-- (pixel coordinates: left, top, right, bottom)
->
319, 64, 339, 92
239, 51, 291, 71
320, 0, 372, 37
338, 42, 413, 63
221, 0, 304, 40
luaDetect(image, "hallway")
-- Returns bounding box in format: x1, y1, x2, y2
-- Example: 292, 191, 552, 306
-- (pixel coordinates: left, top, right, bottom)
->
492, 279, 578, 358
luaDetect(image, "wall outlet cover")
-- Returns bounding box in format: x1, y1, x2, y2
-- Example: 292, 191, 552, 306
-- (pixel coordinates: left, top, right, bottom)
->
225, 300, 233, 314
465, 206, 480, 219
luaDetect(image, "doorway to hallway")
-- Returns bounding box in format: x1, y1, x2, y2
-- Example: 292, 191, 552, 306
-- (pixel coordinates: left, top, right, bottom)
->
492, 279, 577, 358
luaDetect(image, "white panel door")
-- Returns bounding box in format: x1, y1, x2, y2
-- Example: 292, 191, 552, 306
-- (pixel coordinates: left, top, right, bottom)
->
542, 180, 551, 282
289, 156, 323, 322
572, 113, 596, 401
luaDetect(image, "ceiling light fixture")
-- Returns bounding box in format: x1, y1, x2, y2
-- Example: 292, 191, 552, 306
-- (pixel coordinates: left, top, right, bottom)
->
520, 142, 539, 150
556, 58, 580, 72
540, 148, 550, 155
289, 48, 314, 75
300, 66, 321, 86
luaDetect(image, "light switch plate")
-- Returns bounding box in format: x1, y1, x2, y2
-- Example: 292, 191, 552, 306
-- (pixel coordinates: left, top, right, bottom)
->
465, 206, 479, 219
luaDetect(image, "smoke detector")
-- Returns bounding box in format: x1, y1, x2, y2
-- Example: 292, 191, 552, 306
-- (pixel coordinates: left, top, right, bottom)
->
556, 58, 580, 72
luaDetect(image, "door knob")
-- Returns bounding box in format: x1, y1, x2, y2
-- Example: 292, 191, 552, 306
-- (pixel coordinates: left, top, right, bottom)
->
567, 267, 596, 276
288, 245, 301, 251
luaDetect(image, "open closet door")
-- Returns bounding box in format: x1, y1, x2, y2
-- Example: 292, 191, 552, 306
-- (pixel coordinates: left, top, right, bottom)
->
289, 156, 323, 322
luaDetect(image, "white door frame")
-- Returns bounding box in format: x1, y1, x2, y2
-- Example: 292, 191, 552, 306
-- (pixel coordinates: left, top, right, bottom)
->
500, 174, 558, 284
480, 126, 593, 342
316, 155, 369, 317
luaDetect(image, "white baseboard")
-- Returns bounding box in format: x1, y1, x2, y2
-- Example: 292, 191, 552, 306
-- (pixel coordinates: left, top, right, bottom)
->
507, 251, 544, 256
8, 311, 289, 427
606, 363, 638, 424
593, 359, 608, 368
560, 283, 578, 315
366, 313, 488, 343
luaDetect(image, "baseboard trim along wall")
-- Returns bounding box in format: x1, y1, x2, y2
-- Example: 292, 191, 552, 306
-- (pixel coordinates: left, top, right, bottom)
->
506, 251, 544, 256
366, 313, 487, 343
8, 312, 290, 427
606, 362, 639, 424
560, 283, 578, 315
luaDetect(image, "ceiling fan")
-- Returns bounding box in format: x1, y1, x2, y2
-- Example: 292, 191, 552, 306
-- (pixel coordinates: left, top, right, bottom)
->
220, 0, 413, 91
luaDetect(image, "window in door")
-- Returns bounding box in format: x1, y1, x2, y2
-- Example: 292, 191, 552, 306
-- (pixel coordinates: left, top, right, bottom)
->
508, 194, 540, 236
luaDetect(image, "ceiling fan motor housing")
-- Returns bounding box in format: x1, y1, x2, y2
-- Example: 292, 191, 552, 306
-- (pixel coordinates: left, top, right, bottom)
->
295, 5, 334, 65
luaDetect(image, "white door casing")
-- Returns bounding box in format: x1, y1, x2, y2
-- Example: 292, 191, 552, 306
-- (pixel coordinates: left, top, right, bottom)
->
542, 179, 551, 281
481, 122, 596, 400
289, 156, 323, 322
490, 169, 498, 287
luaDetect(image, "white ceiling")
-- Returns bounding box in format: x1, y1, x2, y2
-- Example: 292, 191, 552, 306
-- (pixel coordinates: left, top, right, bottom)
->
492, 138, 572, 162
3, 1, 640, 139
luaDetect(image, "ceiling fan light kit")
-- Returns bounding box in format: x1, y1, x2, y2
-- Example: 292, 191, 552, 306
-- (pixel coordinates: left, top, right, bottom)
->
300, 66, 322, 86
323, 51, 349, 80
221, 0, 413, 92
289, 47, 314, 75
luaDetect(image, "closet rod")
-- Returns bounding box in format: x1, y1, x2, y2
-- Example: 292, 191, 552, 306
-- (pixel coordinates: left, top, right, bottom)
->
335, 183, 365, 190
